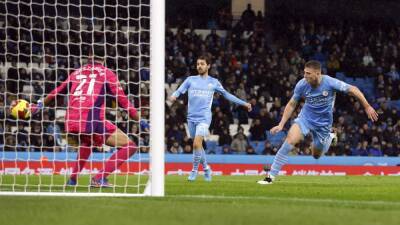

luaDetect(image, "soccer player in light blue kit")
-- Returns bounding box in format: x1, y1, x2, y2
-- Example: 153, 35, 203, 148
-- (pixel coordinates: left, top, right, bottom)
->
170, 55, 252, 181
258, 60, 378, 184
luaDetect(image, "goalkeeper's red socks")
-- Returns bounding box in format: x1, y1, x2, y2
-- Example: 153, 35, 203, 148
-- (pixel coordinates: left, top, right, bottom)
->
70, 144, 92, 181
95, 141, 137, 180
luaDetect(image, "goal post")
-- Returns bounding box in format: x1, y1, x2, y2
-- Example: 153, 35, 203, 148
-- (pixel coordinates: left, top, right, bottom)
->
149, 0, 165, 197
0, 0, 165, 197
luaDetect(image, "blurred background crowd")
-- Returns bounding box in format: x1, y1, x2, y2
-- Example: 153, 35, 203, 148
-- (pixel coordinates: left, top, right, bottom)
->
0, 0, 399, 156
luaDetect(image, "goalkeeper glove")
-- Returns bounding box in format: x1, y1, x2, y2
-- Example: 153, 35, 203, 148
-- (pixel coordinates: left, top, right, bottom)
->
30, 99, 43, 115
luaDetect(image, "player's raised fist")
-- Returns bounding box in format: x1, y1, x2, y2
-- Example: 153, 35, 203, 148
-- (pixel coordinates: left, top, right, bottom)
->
270, 125, 283, 135
245, 103, 252, 112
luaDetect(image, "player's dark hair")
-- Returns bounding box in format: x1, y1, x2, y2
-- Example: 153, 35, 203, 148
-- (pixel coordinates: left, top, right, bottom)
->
197, 55, 211, 65
305, 60, 321, 71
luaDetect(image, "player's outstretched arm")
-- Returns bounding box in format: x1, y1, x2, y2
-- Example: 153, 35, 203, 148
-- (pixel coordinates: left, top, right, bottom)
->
215, 81, 252, 111
347, 86, 378, 122
170, 78, 191, 102
28, 76, 70, 115
270, 98, 298, 134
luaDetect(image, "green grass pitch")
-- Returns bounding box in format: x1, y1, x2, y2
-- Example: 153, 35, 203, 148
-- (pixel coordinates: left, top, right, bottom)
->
0, 175, 399, 225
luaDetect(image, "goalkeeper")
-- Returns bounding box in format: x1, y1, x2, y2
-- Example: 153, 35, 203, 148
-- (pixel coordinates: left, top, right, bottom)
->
28, 45, 147, 187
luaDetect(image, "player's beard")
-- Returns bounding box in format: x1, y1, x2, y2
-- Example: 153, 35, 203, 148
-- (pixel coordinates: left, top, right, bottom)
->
198, 68, 207, 76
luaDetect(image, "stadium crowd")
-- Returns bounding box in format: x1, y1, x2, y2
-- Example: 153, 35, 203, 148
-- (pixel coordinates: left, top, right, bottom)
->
164, 5, 400, 156
0, 4, 400, 156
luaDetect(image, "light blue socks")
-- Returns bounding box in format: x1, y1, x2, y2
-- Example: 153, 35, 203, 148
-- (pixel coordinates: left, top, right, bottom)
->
270, 141, 294, 177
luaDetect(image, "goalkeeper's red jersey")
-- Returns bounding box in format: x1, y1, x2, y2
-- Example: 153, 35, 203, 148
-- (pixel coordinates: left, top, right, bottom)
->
46, 62, 137, 134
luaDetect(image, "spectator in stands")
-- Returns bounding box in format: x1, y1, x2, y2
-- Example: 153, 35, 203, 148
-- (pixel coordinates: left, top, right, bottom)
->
140, 146, 149, 153
15, 123, 29, 151
46, 120, 63, 147
368, 143, 382, 156
262, 140, 277, 155
386, 64, 400, 80
30, 123, 43, 152
258, 109, 275, 131
249, 118, 265, 141
230, 132, 248, 153
246, 145, 256, 155
4, 125, 16, 152
352, 141, 369, 156
211, 110, 230, 136
222, 145, 232, 154
218, 129, 232, 148
0, 122, 4, 147
0, 100, 5, 120
6, 64, 18, 94
167, 124, 184, 143
248, 98, 261, 119
181, 136, 193, 154
43, 134, 61, 152
241, 4, 256, 29
182, 143, 193, 154
128, 124, 139, 145
169, 141, 183, 154
383, 142, 397, 156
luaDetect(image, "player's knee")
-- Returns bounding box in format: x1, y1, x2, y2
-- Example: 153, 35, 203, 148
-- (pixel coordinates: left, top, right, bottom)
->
285, 137, 298, 146
193, 141, 202, 150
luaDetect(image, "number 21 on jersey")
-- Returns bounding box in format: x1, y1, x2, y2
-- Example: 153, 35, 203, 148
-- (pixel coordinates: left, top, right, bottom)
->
73, 74, 97, 96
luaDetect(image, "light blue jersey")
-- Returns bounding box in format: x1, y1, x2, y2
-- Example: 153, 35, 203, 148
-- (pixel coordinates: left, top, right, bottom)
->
293, 75, 350, 128
172, 75, 247, 125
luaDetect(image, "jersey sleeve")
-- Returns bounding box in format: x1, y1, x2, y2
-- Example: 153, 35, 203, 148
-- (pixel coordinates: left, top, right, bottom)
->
327, 76, 350, 93
171, 77, 191, 98
214, 80, 247, 106
292, 80, 304, 101
106, 70, 138, 119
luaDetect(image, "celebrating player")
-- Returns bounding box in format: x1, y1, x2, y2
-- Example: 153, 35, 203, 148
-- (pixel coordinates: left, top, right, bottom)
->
258, 60, 378, 185
169, 55, 252, 181
29, 44, 143, 187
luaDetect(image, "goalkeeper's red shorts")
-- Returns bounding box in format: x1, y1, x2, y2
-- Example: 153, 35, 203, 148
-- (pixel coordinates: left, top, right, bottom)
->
66, 120, 118, 146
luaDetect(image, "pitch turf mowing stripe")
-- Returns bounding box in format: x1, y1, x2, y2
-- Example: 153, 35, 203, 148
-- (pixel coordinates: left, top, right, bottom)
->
169, 194, 400, 206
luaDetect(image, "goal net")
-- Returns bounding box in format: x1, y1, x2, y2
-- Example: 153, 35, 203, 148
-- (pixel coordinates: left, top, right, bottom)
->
0, 0, 164, 196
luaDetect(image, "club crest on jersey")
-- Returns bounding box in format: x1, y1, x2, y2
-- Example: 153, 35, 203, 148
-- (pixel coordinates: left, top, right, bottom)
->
322, 91, 328, 96
208, 83, 213, 89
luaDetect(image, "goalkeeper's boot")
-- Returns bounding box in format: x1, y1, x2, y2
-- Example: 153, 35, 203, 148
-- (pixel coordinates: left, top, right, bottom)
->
91, 177, 113, 188
257, 174, 275, 185
66, 178, 77, 186
187, 170, 198, 181
203, 166, 212, 182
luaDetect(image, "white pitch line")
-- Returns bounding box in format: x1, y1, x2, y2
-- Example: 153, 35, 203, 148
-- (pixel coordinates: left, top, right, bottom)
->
170, 194, 400, 206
